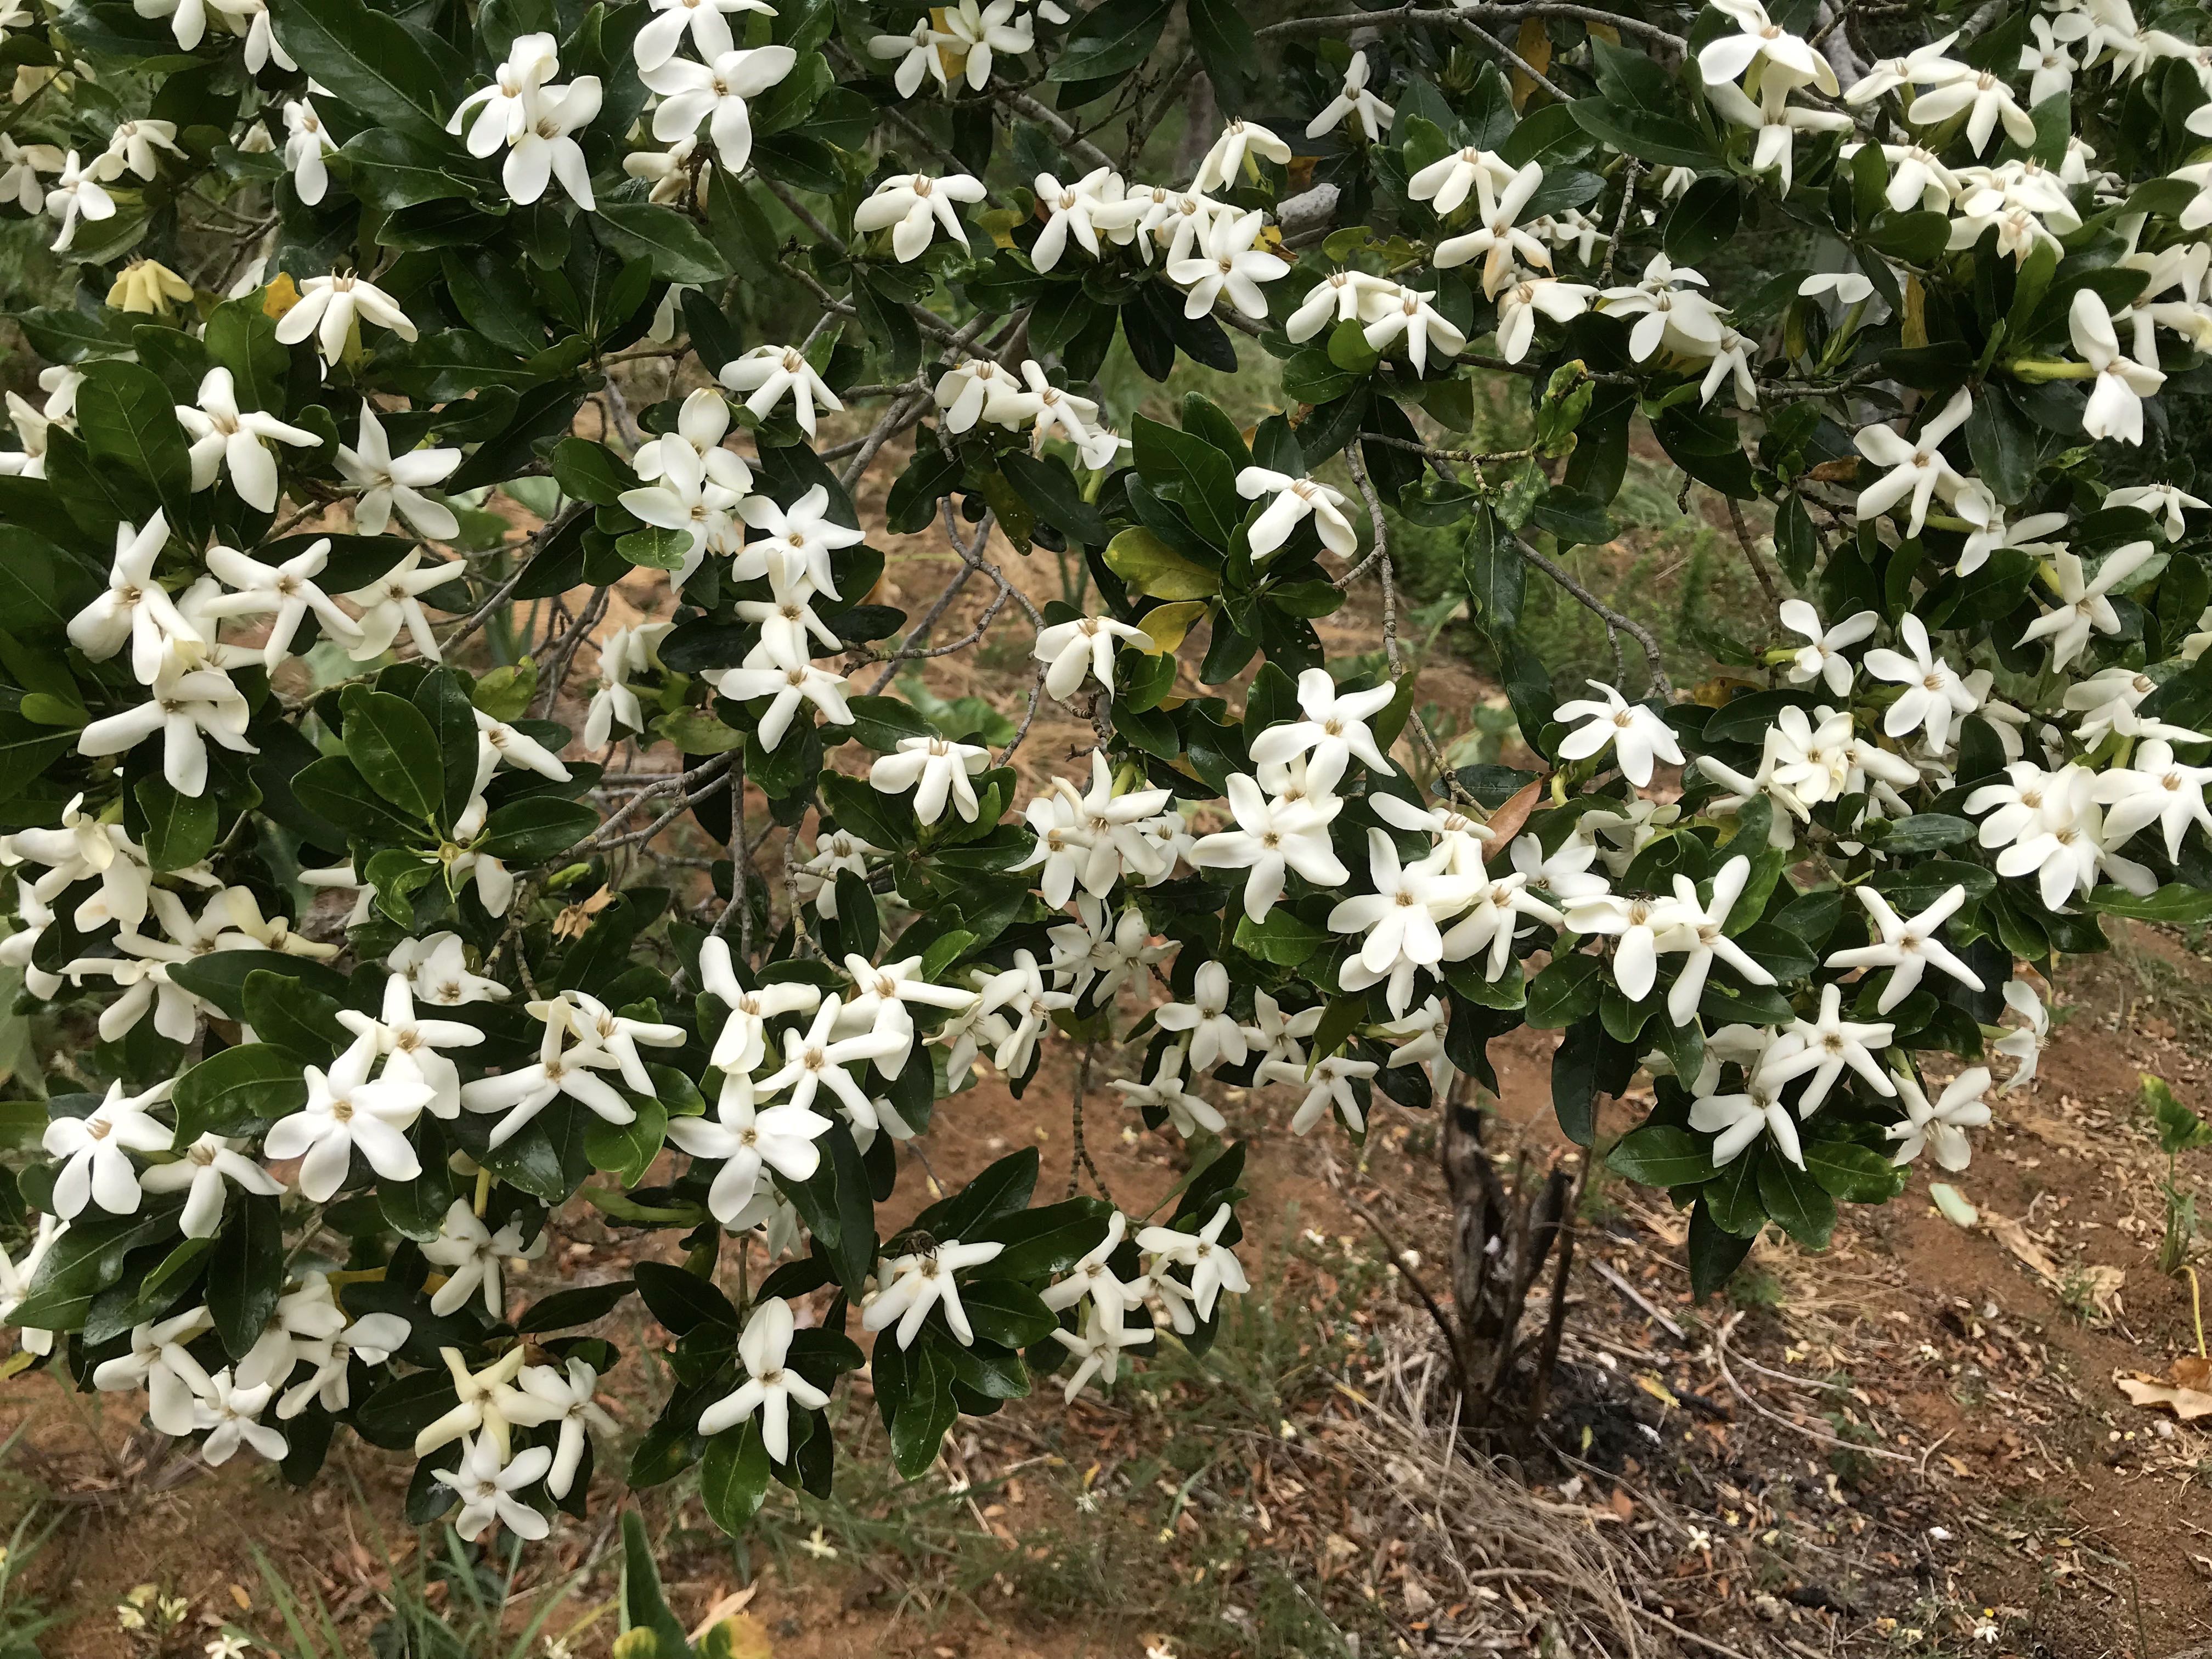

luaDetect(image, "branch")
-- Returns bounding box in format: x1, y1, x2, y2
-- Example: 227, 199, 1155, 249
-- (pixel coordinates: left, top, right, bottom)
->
991, 87, 1118, 173
1514, 533, 1674, 698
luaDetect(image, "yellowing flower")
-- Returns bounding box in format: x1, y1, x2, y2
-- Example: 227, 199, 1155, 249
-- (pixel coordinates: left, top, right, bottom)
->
106, 257, 191, 315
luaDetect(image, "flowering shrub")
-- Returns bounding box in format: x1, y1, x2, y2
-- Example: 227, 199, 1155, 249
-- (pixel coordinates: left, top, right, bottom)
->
0, 0, 2207, 1547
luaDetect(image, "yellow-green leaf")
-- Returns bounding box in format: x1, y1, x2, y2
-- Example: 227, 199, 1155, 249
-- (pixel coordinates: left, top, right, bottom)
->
1137, 600, 1207, 653
1104, 528, 1220, 601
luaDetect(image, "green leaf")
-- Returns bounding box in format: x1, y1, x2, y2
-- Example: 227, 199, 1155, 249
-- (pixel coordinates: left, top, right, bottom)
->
889, 1343, 958, 1477
1102, 527, 1221, 601
340, 686, 444, 825
1605, 1125, 1717, 1188
278, 0, 464, 142
2087, 883, 2212, 924
594, 198, 730, 284
1525, 952, 1603, 1029
173, 1044, 308, 1142
1757, 1155, 1837, 1250
1132, 415, 1241, 547
136, 774, 217, 872
76, 360, 193, 519
621, 1510, 690, 1654
617, 526, 693, 571
479, 797, 597, 862
958, 1279, 1057, 1348
1688, 1200, 1754, 1299
1231, 906, 1329, 967
2147, 1076, 2212, 1155
1663, 175, 1740, 262
202, 297, 292, 414
208, 1193, 284, 1360
633, 1260, 737, 1333
241, 969, 349, 1065
1460, 505, 1521, 634
1047, 0, 1173, 83
517, 1278, 635, 1331
699, 1423, 774, 1531
1802, 1139, 1906, 1203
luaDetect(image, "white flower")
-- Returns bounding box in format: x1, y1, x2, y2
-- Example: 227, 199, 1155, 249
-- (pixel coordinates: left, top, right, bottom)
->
1246, 667, 1397, 794
1111, 1049, 1226, 1138
968, 949, 1074, 1076
1190, 772, 1347, 922
862, 1237, 1006, 1348
721, 343, 843, 437
1020, 360, 1100, 446
1358, 281, 1469, 374
2092, 739, 2212, 860
935, 0, 1030, 89
1051, 1302, 1153, 1401
1886, 1066, 1991, 1171
1438, 861, 1564, 980
1854, 388, 1971, 536
1690, 1070, 1803, 1168
1327, 828, 1477, 994
1705, 77, 1852, 196
855, 171, 987, 261
458, 996, 635, 1149
1166, 208, 1289, 321
139, 1132, 283, 1238
343, 549, 469, 661
1046, 898, 1171, 1003
276, 1306, 411, 1418
501, 76, 600, 208
697, 938, 821, 1068
1825, 884, 1984, 1014
1697, 0, 1839, 93
194, 1370, 287, 1465
1262, 1052, 1379, 1136
507, 1357, 614, 1497
697, 1297, 830, 1458
1235, 466, 1357, 559
2070, 289, 2162, 445
391, 932, 509, 1007
583, 621, 672, 749
0, 135, 60, 216
618, 444, 743, 588
1286, 268, 1396, 341
1033, 613, 1153, 701
335, 405, 461, 543
754, 995, 902, 1121
276, 272, 419, 369
1780, 601, 1878, 697
266, 1037, 432, 1200
1799, 270, 1874, 306
634, 0, 773, 72
414, 1345, 531, 1457
1994, 979, 2046, 1092
1433, 161, 1549, 298
642, 45, 797, 172
1494, 274, 1596, 364
1193, 119, 1291, 191
838, 952, 978, 1075
1136, 1204, 1246, 1321
422, 1199, 546, 1317
0, 1216, 60, 1357
1844, 33, 1967, 103
1601, 255, 1727, 362
1408, 143, 1513, 216
667, 1069, 831, 1223
1153, 960, 1248, 1074
734, 484, 863, 597
435, 1432, 552, 1542
449, 32, 558, 154
42, 151, 114, 253
2021, 17, 2078, 103
1554, 680, 1682, 787
92, 1306, 214, 1433
44, 1079, 173, 1218
1760, 983, 1897, 1114
868, 15, 950, 97
1863, 615, 1976, 752
2017, 541, 2154, 670
1041, 1211, 1137, 1327
932, 357, 1030, 433
1031, 167, 1128, 271
1655, 856, 1774, 1025
870, 735, 990, 824
76, 661, 255, 798
1909, 66, 2035, 153
67, 511, 201, 685
714, 660, 854, 750
201, 538, 361, 668
733, 549, 839, 671
1698, 327, 1758, 409
103, 116, 181, 181
1306, 50, 1393, 141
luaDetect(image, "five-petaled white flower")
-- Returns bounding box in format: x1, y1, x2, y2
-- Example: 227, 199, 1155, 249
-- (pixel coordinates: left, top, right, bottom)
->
855, 171, 988, 261
1761, 983, 1898, 1114
1854, 388, 1972, 537
1885, 1066, 1992, 1170
140, 1131, 283, 1238
1779, 600, 1878, 697
176, 366, 318, 512
721, 344, 843, 437
862, 1236, 1006, 1348
1033, 614, 1154, 701
1248, 667, 1399, 795
642, 44, 796, 172
266, 1037, 433, 1200
421, 1198, 546, 1317
1235, 467, 1358, 558
44, 1079, 174, 1218
1190, 772, 1348, 922
1554, 681, 1683, 787
436, 1432, 553, 1542
276, 272, 420, 370
697, 1296, 831, 1459
1863, 614, 1977, 752
1136, 1204, 1247, 1321
870, 735, 991, 824
1826, 884, 1984, 1013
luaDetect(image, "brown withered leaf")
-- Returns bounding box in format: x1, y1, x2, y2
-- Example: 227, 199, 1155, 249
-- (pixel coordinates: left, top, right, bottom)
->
552, 883, 616, 941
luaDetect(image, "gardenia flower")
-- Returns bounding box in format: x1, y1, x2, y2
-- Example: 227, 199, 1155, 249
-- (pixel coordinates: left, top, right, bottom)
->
1135, 1205, 1246, 1321
1236, 466, 1357, 558
1885, 1066, 1992, 1171
2017, 541, 2154, 670
1047, 898, 1172, 1003
1031, 167, 1130, 272
1780, 601, 1878, 696
1705, 77, 1852, 195
334, 971, 486, 1118
1690, 1065, 1802, 1168
1600, 255, 1728, 362
714, 659, 855, 749
1697, 0, 1839, 93
2091, 738, 2212, 859
458, 996, 640, 1148
103, 117, 182, 181
344, 549, 469, 659
618, 443, 743, 585
1328, 827, 1477, 1005
1359, 281, 1469, 374
854, 171, 987, 261
1248, 667, 1398, 794
76, 659, 256, 798
1909, 65, 2035, 152
502, 76, 601, 208
1034, 614, 1153, 701
449, 32, 559, 154
720, 344, 842, 437
1494, 274, 1596, 364
1153, 960, 1249, 1074
140, 1132, 284, 1238
1825, 884, 1984, 1013
868, 15, 950, 97
1113, 1048, 1227, 1138
1019, 360, 1100, 445
1863, 614, 1977, 752
193, 1371, 287, 1466
1843, 32, 1966, 103
68, 510, 199, 686
2106, 482, 2207, 541
1306, 50, 1393, 141
437, 1433, 553, 1542
1263, 1052, 1380, 1136
634, 0, 774, 71
697, 1297, 830, 1459
1166, 208, 1289, 321
1554, 680, 1682, 787
1192, 772, 1348, 922
202, 539, 362, 668
1192, 119, 1291, 191
1286, 268, 1398, 340
1433, 161, 1549, 297
583, 621, 672, 748
1408, 143, 1513, 216
1855, 387, 1972, 535
93, 1306, 214, 1434
1655, 856, 1775, 1024
1994, 979, 2047, 1092
170, 366, 315, 515
644, 45, 797, 171
0, 136, 60, 216
968, 949, 1075, 1075
43, 151, 114, 252
44, 1079, 174, 1218
668, 1069, 832, 1222
1041, 1212, 1138, 1328
862, 1236, 1006, 1348
331, 402, 458, 539
266, 1037, 434, 1200
421, 1198, 546, 1317
1760, 983, 1897, 1114
935, 0, 1030, 89
2070, 289, 2162, 445
276, 271, 420, 369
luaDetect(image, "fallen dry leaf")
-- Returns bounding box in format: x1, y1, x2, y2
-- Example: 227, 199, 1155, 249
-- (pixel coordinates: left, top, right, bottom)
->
2174, 1354, 2211, 1392
1982, 1212, 2059, 1282
2117, 1373, 2212, 1421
